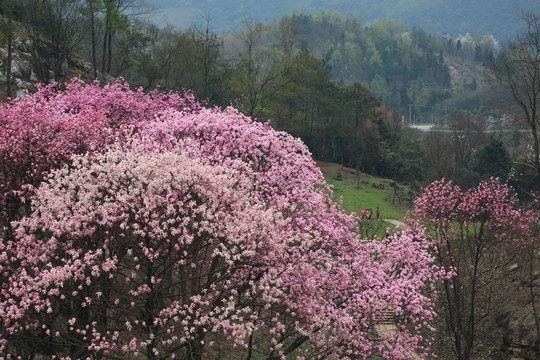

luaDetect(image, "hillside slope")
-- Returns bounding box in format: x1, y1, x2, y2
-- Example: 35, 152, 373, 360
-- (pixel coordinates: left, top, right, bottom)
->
152, 0, 540, 41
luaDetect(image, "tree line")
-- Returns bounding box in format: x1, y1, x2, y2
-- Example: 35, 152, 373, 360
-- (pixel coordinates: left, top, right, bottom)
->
0, 2, 401, 180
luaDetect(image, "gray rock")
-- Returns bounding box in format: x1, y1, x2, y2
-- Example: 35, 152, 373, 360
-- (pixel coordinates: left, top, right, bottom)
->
508, 263, 520, 272
10, 62, 21, 77
60, 60, 68, 77
29, 70, 38, 83
13, 39, 32, 53
14, 78, 32, 90
498, 304, 540, 358
11, 59, 32, 78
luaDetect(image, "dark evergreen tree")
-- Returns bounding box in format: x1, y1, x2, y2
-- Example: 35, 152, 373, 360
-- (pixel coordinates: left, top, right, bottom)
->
474, 137, 511, 181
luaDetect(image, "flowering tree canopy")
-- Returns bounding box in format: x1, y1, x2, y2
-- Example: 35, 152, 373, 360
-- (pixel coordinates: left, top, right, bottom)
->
0, 78, 441, 359
0, 78, 200, 232
409, 178, 529, 360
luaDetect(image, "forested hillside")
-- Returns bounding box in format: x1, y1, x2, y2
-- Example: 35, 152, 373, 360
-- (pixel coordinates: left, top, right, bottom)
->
0, 1, 524, 190
153, 0, 540, 41
291, 12, 495, 121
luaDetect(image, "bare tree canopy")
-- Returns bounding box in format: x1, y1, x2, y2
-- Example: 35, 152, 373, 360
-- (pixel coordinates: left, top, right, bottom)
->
492, 11, 540, 189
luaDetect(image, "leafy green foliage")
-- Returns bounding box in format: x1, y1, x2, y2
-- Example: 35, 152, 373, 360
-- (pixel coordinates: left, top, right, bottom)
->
474, 137, 511, 181
292, 13, 495, 122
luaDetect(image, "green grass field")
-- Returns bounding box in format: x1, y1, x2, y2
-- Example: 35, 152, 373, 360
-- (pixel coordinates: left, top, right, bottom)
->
318, 161, 415, 221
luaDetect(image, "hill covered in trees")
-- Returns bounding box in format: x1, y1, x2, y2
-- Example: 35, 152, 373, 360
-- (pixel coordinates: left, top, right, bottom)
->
153, 0, 540, 41
0, 2, 519, 190
289, 12, 496, 123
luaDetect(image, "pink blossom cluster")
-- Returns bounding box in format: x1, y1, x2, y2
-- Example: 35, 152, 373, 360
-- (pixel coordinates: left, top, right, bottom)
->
411, 177, 532, 266
0, 78, 199, 225
448, 65, 459, 88
409, 178, 531, 358
0, 78, 441, 359
412, 178, 527, 245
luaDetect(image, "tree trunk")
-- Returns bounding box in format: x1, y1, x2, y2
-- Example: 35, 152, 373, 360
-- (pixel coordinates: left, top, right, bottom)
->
101, 7, 109, 74
107, 30, 112, 73
90, 4, 97, 78
6, 24, 12, 98
532, 125, 540, 191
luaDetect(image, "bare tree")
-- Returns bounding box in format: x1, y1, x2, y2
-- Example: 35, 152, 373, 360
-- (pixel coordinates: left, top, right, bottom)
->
492, 11, 540, 189
0, 0, 17, 98
447, 114, 488, 188
421, 115, 487, 188
21, 0, 88, 82
100, 0, 147, 75
230, 20, 282, 119
83, 0, 101, 78
271, 16, 297, 69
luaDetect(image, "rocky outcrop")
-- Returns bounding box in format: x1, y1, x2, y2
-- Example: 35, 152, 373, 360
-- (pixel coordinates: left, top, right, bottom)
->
0, 36, 107, 99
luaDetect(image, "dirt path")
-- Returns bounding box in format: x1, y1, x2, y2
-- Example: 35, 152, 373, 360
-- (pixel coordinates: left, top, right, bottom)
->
375, 221, 418, 358
383, 218, 406, 228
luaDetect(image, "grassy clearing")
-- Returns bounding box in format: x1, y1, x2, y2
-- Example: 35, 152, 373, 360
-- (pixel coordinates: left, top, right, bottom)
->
317, 161, 415, 222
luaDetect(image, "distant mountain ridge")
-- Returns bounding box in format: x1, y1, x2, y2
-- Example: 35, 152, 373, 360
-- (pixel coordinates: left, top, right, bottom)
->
151, 0, 540, 41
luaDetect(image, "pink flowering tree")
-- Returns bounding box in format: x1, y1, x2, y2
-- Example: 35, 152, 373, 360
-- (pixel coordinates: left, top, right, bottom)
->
0, 79, 442, 359
0, 78, 199, 236
507, 194, 540, 355
409, 178, 529, 360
